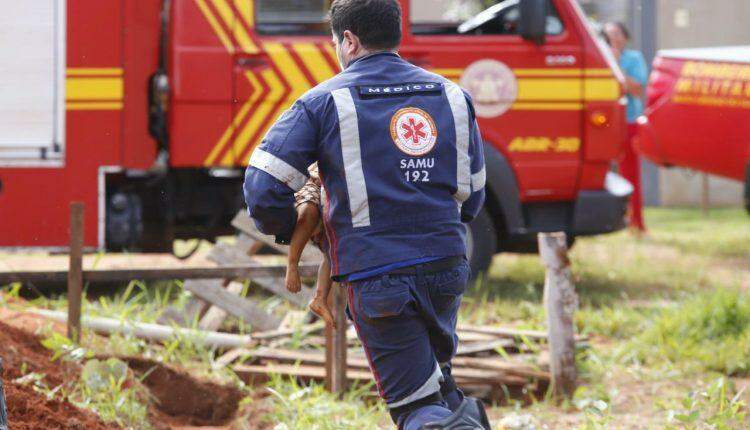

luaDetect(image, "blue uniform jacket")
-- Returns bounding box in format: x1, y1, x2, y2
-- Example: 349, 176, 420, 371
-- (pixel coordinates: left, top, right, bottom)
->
243, 52, 485, 278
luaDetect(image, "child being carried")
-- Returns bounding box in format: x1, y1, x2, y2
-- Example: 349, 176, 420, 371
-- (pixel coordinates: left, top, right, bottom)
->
285, 164, 335, 327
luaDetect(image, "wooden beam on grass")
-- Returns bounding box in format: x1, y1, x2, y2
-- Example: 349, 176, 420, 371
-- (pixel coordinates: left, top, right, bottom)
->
538, 232, 579, 398
67, 202, 84, 343
325, 284, 347, 394
183, 279, 280, 331
0, 263, 319, 285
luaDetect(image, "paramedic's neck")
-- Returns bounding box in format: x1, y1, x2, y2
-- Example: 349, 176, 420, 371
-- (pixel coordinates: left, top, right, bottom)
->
347, 48, 398, 68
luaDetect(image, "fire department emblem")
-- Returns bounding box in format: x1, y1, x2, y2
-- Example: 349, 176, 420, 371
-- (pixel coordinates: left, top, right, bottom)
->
390, 107, 438, 156
460, 59, 518, 118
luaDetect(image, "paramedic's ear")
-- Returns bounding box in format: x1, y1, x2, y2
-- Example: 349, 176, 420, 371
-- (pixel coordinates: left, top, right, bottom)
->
337, 30, 361, 69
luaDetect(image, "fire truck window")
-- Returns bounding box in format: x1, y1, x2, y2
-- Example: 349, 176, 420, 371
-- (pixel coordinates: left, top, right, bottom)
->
411, 0, 563, 36
256, 0, 331, 35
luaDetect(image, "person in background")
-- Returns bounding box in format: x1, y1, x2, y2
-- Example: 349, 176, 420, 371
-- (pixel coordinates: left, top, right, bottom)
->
604, 21, 648, 233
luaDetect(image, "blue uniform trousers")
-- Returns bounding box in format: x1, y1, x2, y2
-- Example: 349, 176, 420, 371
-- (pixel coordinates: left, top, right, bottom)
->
346, 258, 470, 429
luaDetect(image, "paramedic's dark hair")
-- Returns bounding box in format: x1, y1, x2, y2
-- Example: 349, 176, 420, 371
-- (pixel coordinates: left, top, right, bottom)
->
329, 0, 402, 50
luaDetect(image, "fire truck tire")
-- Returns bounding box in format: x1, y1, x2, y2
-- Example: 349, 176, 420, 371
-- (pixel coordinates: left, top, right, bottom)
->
467, 207, 497, 279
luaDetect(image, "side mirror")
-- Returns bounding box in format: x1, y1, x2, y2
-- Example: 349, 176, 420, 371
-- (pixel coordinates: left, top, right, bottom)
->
519, 0, 547, 45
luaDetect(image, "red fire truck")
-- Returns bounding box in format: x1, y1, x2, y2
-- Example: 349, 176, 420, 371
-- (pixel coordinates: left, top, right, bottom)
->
0, 0, 629, 275
636, 46, 750, 210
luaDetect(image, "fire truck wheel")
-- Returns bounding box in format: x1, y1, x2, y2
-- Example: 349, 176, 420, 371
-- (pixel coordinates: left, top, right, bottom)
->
466, 207, 497, 280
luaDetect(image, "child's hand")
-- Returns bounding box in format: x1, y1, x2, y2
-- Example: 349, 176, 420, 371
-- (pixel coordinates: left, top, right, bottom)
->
285, 264, 302, 293
309, 296, 335, 329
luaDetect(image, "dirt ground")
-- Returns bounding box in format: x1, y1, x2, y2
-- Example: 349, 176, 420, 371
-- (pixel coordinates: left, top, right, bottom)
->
0, 321, 117, 430
0, 311, 258, 430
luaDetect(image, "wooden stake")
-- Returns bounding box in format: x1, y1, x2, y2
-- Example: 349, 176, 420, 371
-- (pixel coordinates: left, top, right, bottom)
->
538, 232, 578, 398
67, 202, 84, 343
325, 284, 348, 394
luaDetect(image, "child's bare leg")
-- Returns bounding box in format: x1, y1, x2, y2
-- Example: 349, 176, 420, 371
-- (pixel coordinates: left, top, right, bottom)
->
285, 202, 320, 293
309, 256, 335, 327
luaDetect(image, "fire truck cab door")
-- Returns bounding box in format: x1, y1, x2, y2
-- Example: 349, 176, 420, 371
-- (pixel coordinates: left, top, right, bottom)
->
227, 0, 336, 166
0, 0, 65, 165
403, 0, 584, 201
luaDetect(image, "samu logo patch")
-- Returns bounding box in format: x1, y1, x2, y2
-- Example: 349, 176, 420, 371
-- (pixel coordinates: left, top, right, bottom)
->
390, 107, 438, 156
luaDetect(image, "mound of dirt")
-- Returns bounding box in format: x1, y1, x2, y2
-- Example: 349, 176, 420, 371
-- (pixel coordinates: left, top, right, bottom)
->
0, 321, 118, 430
123, 357, 243, 427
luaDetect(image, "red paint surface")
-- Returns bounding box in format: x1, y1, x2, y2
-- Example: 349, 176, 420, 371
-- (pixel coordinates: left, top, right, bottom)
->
0, 0, 627, 249
637, 55, 750, 181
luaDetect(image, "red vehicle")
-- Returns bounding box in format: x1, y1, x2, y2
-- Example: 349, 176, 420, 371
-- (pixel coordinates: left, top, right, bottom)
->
0, 0, 629, 275
637, 46, 750, 208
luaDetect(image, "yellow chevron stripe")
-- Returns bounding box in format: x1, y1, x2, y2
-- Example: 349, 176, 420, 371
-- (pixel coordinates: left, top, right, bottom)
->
432, 68, 462, 77
584, 78, 620, 101
514, 68, 582, 76
233, 0, 254, 28
225, 42, 315, 162
66, 77, 123, 100
205, 71, 264, 165
517, 78, 580, 101
66, 101, 123, 110
194, 0, 233, 52
222, 68, 286, 165
211, 0, 258, 53
292, 43, 337, 83
322, 43, 340, 68
264, 42, 312, 97
584, 68, 614, 77
515, 78, 620, 102
66, 68, 123, 77
433, 67, 615, 79
510, 102, 583, 111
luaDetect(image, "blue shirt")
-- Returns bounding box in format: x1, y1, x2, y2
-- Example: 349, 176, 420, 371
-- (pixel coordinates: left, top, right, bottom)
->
619, 49, 649, 123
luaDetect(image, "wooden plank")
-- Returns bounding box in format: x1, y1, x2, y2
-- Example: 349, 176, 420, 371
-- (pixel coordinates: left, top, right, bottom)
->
157, 297, 206, 326
199, 281, 245, 331
0, 263, 319, 284
326, 285, 347, 393
213, 348, 253, 370
249, 348, 529, 383
231, 211, 323, 262
234, 363, 372, 383
458, 324, 587, 342
183, 279, 280, 331
252, 321, 325, 340
450, 356, 549, 380
456, 339, 515, 356
67, 202, 84, 343
253, 277, 313, 308
209, 236, 315, 307
539, 232, 578, 398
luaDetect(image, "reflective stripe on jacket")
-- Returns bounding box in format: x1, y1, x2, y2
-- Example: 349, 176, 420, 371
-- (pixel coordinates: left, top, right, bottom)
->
243, 52, 485, 277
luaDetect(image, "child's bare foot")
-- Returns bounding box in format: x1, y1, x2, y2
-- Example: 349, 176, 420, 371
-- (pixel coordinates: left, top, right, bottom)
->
309, 296, 335, 328
285, 265, 301, 293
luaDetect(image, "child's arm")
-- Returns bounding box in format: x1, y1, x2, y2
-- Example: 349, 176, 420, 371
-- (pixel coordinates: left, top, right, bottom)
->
285, 202, 320, 293
309, 255, 335, 327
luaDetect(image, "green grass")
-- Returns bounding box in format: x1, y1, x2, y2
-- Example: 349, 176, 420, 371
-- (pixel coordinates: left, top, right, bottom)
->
630, 289, 750, 375
4, 207, 750, 429
263, 375, 387, 429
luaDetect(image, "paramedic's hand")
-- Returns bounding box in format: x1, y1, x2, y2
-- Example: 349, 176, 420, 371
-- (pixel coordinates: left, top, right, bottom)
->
285, 264, 302, 293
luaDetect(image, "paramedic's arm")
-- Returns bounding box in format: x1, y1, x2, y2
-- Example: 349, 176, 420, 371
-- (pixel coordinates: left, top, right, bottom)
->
243, 101, 318, 244
461, 116, 486, 223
